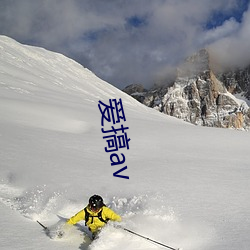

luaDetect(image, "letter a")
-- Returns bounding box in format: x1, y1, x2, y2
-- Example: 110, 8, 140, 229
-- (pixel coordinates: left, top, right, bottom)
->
110, 153, 125, 166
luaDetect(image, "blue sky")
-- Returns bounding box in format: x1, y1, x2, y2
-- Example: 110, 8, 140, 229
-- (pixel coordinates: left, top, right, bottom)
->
205, 0, 249, 28
0, 0, 249, 89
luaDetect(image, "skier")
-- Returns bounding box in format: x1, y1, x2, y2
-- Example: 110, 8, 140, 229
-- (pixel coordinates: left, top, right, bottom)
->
66, 194, 121, 239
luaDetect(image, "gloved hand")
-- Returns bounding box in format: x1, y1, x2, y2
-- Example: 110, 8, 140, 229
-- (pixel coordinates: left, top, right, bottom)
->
55, 222, 71, 238
56, 230, 64, 238
113, 223, 123, 229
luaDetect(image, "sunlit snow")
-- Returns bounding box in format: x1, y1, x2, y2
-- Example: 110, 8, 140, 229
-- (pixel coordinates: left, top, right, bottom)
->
0, 36, 250, 250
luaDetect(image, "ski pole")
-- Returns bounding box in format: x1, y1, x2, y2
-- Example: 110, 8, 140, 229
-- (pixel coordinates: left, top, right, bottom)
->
37, 220, 48, 231
123, 227, 180, 250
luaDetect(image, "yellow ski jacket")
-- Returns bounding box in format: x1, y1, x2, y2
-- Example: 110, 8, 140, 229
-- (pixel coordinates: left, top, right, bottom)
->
67, 206, 121, 233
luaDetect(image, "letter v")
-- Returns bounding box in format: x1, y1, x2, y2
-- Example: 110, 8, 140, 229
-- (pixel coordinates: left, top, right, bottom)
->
113, 166, 129, 179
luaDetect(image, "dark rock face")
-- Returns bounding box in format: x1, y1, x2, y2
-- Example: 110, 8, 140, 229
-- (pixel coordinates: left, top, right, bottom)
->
123, 84, 147, 103
123, 49, 250, 130
218, 66, 250, 99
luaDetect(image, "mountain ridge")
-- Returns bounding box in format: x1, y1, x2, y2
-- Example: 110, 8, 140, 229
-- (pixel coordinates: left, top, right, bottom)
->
123, 49, 250, 130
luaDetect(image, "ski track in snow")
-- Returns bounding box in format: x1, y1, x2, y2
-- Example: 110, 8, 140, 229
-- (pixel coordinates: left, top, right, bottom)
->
0, 99, 91, 134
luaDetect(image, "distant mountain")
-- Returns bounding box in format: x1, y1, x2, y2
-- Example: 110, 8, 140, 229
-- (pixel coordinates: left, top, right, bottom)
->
217, 66, 250, 100
123, 49, 250, 130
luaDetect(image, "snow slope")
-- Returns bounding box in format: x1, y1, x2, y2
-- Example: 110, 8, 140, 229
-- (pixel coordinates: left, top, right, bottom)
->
0, 36, 250, 250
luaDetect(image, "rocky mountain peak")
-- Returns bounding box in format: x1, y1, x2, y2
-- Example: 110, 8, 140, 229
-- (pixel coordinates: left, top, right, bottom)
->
123, 49, 250, 130
177, 49, 210, 78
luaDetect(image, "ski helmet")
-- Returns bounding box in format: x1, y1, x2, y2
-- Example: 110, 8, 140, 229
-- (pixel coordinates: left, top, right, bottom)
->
89, 195, 104, 210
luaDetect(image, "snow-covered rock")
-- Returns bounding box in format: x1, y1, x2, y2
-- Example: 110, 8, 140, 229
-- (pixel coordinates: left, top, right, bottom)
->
124, 49, 250, 130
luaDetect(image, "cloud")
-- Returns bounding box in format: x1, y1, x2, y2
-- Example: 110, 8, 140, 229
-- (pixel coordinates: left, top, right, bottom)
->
0, 0, 249, 88
209, 4, 250, 69
200, 18, 240, 45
